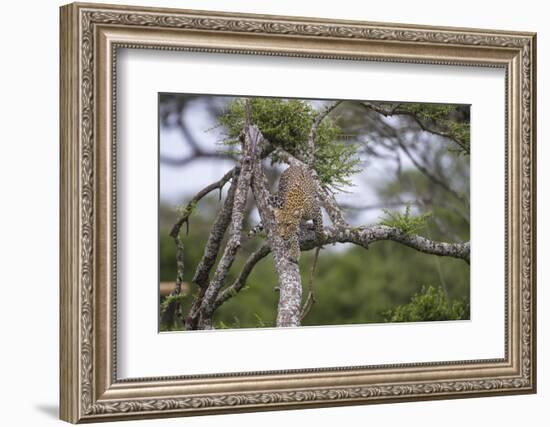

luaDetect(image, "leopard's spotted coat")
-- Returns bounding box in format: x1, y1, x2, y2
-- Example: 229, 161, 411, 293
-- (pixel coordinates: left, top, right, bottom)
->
272, 164, 323, 261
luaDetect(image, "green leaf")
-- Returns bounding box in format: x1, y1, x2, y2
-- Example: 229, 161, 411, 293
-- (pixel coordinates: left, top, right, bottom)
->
379, 203, 432, 235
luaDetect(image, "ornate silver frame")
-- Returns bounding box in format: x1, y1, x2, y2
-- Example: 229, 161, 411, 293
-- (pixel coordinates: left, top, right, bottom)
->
60, 2, 537, 423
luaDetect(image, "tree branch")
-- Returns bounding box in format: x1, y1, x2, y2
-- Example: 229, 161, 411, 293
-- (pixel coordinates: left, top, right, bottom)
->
217, 222, 469, 315
248, 131, 305, 327
300, 246, 320, 321
318, 186, 348, 228
166, 166, 238, 330
179, 117, 272, 329
214, 243, 271, 308
209, 221, 470, 318
191, 168, 241, 287
159, 232, 185, 328
169, 167, 237, 238
360, 102, 470, 155
306, 101, 342, 166
168, 168, 240, 330
299, 225, 470, 264
396, 137, 468, 206
196, 126, 256, 328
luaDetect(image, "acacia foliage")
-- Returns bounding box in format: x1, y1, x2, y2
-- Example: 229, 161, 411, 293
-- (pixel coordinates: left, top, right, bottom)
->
379, 203, 432, 236
219, 98, 361, 191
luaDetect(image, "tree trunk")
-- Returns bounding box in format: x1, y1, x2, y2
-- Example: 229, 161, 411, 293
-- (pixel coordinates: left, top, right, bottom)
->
246, 125, 303, 327
273, 252, 302, 327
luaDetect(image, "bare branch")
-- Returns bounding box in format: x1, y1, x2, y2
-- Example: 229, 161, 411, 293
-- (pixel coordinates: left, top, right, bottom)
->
159, 232, 185, 328
358, 105, 468, 205
196, 125, 257, 328
184, 287, 206, 330
300, 246, 320, 321
166, 166, 238, 330
318, 186, 348, 228
361, 102, 470, 155
191, 167, 241, 287
299, 225, 470, 264
396, 137, 468, 206
181, 119, 271, 329
174, 234, 185, 295
166, 168, 240, 330
248, 133, 304, 327
272, 147, 303, 167
366, 113, 468, 206
169, 167, 237, 238
214, 244, 271, 308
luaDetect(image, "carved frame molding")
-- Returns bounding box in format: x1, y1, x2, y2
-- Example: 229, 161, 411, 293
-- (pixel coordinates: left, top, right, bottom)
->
60, 2, 536, 423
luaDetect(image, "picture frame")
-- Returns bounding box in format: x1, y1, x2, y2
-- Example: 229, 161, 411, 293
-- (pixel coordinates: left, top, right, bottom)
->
59, 2, 537, 423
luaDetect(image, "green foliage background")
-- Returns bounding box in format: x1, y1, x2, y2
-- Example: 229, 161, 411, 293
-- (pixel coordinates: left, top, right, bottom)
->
159, 198, 469, 330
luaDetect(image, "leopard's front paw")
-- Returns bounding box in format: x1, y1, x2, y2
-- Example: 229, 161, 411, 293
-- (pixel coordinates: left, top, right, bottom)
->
288, 239, 301, 263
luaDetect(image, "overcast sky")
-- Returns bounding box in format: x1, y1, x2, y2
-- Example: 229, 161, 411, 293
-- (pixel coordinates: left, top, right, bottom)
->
159, 96, 444, 227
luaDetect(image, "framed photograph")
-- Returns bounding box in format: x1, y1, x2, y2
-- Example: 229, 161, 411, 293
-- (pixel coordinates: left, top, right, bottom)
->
59, 2, 537, 423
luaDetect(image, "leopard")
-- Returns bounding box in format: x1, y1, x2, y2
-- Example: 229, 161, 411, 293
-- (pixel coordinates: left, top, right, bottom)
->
272, 164, 324, 262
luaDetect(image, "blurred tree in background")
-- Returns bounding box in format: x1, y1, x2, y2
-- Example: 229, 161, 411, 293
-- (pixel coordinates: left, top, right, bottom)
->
158, 94, 470, 331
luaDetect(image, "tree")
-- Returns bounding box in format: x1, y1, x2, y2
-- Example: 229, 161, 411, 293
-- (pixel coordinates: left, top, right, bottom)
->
162, 97, 470, 329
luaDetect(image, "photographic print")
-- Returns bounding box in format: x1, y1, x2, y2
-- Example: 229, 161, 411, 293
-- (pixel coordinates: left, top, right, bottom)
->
158, 94, 471, 331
